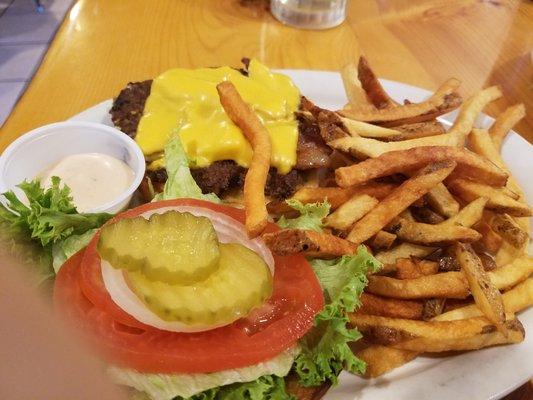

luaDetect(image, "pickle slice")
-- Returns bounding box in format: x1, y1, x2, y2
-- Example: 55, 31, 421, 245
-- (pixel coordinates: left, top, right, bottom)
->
97, 211, 220, 285
125, 243, 273, 327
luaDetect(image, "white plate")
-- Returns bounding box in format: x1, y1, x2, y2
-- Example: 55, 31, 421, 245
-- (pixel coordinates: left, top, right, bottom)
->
69, 70, 532, 400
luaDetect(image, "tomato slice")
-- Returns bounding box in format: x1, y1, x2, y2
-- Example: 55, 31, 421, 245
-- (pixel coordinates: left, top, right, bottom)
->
56, 199, 324, 374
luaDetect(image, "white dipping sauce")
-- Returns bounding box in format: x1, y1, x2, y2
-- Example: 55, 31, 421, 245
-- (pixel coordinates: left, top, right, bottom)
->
40, 153, 135, 212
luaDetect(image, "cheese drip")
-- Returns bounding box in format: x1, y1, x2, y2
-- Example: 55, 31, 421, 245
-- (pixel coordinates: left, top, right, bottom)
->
135, 60, 300, 174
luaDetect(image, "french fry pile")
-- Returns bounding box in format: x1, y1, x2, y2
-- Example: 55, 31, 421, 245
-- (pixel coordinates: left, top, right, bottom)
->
259, 57, 533, 377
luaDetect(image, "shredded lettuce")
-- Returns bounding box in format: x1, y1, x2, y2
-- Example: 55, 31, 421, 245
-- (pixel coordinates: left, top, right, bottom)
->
277, 199, 330, 232
0, 178, 112, 277
154, 136, 220, 203
109, 346, 299, 400
294, 247, 381, 387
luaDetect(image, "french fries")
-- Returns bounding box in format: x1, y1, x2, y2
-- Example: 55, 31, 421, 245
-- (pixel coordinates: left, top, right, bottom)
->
267, 183, 396, 215
387, 217, 481, 245
357, 56, 399, 109
339, 78, 461, 125
324, 194, 378, 231
350, 314, 524, 352
335, 146, 507, 188
490, 213, 528, 249
272, 58, 532, 380
346, 161, 456, 244
367, 272, 469, 299
448, 179, 532, 217
374, 243, 436, 266
454, 243, 506, 334
217, 81, 270, 237
262, 229, 356, 258
489, 103, 526, 150
356, 293, 424, 320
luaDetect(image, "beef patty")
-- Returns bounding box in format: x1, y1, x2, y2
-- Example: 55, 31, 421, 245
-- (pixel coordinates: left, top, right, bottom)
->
110, 80, 332, 200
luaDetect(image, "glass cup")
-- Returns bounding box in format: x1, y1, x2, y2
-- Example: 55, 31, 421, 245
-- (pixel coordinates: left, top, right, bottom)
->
270, 0, 348, 30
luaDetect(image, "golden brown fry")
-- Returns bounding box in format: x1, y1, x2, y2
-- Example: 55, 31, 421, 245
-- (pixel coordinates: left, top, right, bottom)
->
387, 216, 481, 245
416, 260, 439, 276
340, 63, 375, 110
454, 243, 506, 334
434, 278, 533, 321
489, 103, 526, 150
357, 56, 399, 109
356, 292, 424, 320
448, 179, 532, 217
490, 213, 529, 249
448, 197, 487, 227
335, 146, 507, 188
266, 183, 397, 215
340, 119, 445, 142
324, 194, 378, 231
367, 271, 469, 299
331, 86, 502, 157
347, 161, 457, 244
339, 78, 461, 124
426, 183, 460, 217
369, 230, 397, 251
356, 346, 418, 378
393, 120, 446, 140
488, 255, 533, 290
374, 243, 435, 266
217, 81, 270, 237
469, 128, 527, 203
262, 229, 357, 258
395, 258, 423, 280
350, 314, 524, 352
475, 221, 503, 255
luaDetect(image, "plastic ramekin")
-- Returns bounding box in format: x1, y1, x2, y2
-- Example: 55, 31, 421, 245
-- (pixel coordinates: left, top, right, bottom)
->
0, 121, 145, 214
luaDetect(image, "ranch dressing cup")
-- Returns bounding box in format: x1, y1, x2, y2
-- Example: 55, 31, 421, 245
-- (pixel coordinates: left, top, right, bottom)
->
270, 0, 348, 30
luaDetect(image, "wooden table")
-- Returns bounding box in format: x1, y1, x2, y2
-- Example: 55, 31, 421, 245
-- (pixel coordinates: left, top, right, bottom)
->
1, 0, 532, 150
0, 0, 531, 397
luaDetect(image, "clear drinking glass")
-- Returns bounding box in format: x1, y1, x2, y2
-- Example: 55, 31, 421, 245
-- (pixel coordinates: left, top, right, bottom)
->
270, 0, 348, 30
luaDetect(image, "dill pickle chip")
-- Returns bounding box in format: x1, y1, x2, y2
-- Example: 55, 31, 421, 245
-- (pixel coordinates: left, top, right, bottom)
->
125, 243, 273, 327
97, 211, 220, 285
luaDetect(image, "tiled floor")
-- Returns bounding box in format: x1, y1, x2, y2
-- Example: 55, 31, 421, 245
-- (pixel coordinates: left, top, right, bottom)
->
0, 0, 73, 126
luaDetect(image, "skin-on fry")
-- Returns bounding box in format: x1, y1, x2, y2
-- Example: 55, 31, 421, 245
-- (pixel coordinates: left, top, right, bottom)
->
490, 213, 529, 249
357, 56, 399, 109
262, 229, 357, 258
267, 182, 397, 215
387, 216, 481, 245
367, 271, 469, 299
454, 243, 506, 334
331, 86, 502, 158
396, 258, 438, 280
475, 221, 503, 255
340, 63, 375, 110
369, 230, 397, 251
374, 243, 436, 266
488, 255, 533, 290
489, 103, 526, 150
335, 146, 507, 188
339, 78, 461, 124
324, 194, 379, 231
448, 179, 532, 217
346, 161, 457, 244
350, 314, 524, 352
356, 346, 418, 378
340, 119, 445, 142
426, 183, 460, 217
434, 278, 533, 322
469, 128, 526, 200
356, 292, 424, 320
217, 81, 270, 237
448, 197, 487, 227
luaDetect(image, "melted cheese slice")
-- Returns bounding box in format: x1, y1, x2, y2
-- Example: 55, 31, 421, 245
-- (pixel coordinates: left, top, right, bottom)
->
135, 60, 300, 174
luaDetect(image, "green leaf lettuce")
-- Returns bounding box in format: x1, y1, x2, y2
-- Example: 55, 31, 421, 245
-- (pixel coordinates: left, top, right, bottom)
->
277, 199, 330, 232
